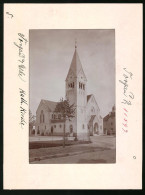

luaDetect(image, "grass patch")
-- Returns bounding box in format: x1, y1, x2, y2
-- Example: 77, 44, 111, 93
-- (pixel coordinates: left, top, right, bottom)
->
29, 140, 92, 149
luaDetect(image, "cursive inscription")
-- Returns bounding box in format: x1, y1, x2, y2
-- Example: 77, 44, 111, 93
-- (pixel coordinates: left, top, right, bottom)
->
19, 88, 27, 129
14, 33, 28, 82
14, 33, 28, 129
119, 68, 134, 133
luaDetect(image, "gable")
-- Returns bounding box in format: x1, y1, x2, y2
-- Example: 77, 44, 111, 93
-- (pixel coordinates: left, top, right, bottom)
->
87, 94, 100, 112
66, 68, 75, 81
36, 99, 57, 114
65, 48, 87, 81
78, 68, 87, 82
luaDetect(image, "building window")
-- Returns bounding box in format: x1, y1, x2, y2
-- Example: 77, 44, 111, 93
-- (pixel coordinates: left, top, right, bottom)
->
58, 114, 61, 119
82, 124, 85, 129
54, 114, 56, 119
40, 110, 45, 123
70, 125, 73, 133
52, 114, 54, 119
111, 122, 113, 125
43, 114, 45, 123
51, 126, 53, 134
54, 125, 56, 128
45, 125, 46, 129
82, 84, 85, 90
60, 124, 62, 128
40, 110, 44, 123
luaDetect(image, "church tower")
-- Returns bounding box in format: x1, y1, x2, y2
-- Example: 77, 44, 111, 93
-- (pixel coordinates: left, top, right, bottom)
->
65, 41, 89, 140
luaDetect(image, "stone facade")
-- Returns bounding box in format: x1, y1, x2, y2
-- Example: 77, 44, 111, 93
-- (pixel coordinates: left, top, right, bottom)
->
34, 44, 103, 140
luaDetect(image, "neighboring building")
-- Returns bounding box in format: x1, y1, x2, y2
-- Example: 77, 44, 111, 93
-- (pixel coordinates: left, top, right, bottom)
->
103, 106, 116, 135
35, 43, 103, 140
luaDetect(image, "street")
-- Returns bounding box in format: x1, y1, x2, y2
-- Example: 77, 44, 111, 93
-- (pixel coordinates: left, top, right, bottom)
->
30, 135, 116, 164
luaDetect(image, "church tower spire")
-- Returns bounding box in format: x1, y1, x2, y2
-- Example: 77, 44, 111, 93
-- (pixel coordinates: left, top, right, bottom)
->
65, 41, 88, 141
66, 40, 87, 81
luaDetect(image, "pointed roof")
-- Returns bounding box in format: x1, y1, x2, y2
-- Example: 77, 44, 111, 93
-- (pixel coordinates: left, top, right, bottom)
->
66, 46, 87, 81
37, 99, 58, 113
42, 100, 58, 111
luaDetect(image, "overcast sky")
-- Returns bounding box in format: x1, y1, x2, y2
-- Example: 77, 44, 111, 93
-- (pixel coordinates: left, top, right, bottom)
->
30, 29, 115, 118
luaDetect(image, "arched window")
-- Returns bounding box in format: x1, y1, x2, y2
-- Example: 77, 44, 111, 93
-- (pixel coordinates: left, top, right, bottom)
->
70, 125, 73, 133
54, 114, 56, 119
51, 126, 53, 134
58, 114, 61, 119
43, 114, 45, 123
40, 110, 44, 123
83, 84, 85, 90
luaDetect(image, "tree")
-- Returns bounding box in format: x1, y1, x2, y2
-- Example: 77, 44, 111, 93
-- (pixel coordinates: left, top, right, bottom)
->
29, 110, 36, 135
54, 98, 75, 147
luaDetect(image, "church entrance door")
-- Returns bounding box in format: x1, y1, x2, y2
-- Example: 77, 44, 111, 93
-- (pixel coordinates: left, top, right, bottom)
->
94, 123, 99, 135
51, 126, 53, 135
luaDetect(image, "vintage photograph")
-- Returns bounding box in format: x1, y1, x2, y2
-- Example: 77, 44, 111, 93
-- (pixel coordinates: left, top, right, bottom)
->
29, 29, 116, 164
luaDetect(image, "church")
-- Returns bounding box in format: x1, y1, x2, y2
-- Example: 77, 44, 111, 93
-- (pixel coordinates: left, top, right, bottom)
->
35, 42, 103, 140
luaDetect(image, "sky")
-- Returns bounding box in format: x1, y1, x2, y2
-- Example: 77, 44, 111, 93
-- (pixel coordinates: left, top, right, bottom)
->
30, 29, 115, 118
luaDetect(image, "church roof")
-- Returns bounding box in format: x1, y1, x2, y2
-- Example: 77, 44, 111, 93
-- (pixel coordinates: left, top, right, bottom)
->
66, 47, 87, 80
41, 99, 58, 112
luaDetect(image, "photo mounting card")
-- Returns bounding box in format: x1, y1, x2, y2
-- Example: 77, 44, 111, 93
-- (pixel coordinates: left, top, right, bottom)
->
4, 3, 142, 189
